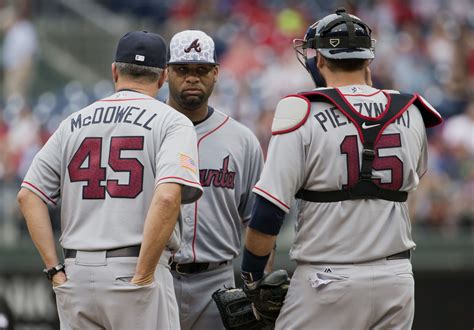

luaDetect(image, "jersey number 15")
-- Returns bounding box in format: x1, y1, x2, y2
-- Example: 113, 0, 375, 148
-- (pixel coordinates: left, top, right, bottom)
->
67, 137, 144, 199
341, 133, 403, 190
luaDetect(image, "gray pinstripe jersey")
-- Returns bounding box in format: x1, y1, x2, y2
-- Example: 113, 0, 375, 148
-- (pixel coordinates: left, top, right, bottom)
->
173, 108, 264, 263
22, 91, 202, 250
254, 85, 428, 263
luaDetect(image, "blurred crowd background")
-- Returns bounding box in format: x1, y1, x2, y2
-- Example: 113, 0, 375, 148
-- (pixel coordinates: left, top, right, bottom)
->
0, 0, 472, 328
0, 0, 473, 255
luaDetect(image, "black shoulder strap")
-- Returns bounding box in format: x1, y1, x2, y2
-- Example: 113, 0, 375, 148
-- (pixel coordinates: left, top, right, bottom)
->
296, 88, 416, 202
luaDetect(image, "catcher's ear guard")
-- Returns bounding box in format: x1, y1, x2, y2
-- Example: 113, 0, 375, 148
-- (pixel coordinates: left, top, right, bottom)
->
294, 22, 327, 88
305, 56, 327, 87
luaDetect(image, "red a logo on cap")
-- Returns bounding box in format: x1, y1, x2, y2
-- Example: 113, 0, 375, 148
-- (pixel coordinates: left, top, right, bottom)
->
184, 39, 201, 53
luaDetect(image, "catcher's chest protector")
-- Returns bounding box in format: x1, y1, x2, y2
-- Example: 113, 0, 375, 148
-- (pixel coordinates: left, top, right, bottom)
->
296, 88, 430, 202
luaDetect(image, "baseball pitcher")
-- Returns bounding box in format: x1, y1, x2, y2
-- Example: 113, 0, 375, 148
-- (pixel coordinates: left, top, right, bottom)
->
166, 30, 264, 330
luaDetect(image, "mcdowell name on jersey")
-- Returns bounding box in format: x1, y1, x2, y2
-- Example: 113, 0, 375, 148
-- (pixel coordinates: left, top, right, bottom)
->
70, 106, 157, 132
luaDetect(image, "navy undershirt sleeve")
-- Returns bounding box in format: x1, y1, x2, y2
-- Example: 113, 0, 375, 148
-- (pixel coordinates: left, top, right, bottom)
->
241, 247, 269, 282
248, 195, 286, 235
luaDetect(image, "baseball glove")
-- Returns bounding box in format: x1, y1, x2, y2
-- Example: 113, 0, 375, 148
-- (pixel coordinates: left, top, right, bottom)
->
243, 269, 290, 326
212, 287, 268, 330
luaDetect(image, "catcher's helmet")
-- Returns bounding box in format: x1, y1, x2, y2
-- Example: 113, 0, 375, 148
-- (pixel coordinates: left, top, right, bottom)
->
293, 8, 376, 86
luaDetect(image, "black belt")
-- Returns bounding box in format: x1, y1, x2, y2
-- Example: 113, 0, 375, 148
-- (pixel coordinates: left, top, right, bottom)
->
386, 250, 411, 260
169, 259, 230, 274
298, 250, 411, 266
64, 245, 141, 259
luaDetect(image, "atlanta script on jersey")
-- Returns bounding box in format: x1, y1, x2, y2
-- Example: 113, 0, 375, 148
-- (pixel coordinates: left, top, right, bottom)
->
173, 108, 264, 264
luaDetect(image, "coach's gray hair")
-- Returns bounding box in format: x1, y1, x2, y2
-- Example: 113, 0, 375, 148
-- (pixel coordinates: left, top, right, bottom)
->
115, 62, 164, 82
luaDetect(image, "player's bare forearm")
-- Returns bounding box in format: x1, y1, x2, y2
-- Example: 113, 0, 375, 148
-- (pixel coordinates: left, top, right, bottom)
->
264, 247, 276, 274
133, 183, 182, 285
245, 227, 277, 257
17, 188, 59, 269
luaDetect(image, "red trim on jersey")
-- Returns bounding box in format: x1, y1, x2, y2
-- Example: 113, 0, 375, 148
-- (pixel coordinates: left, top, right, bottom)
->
156, 176, 201, 186
341, 89, 382, 97
303, 90, 367, 143
190, 115, 231, 261
272, 95, 311, 135
375, 94, 417, 143
303, 89, 393, 144
197, 116, 230, 146
22, 181, 57, 205
192, 201, 198, 262
414, 93, 443, 127
253, 186, 289, 210
335, 88, 390, 121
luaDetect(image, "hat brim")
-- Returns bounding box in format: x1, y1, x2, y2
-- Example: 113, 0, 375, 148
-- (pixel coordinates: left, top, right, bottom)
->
167, 61, 219, 65
318, 48, 374, 59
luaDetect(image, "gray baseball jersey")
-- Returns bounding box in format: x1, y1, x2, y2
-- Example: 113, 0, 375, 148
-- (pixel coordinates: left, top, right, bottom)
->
254, 85, 427, 263
173, 108, 264, 263
22, 90, 202, 250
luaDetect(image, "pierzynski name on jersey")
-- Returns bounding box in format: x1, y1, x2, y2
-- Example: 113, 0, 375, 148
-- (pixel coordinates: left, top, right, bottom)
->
70, 106, 157, 132
314, 103, 410, 132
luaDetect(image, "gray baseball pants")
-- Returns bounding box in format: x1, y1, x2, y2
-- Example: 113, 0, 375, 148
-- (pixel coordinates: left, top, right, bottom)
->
276, 258, 414, 330
53, 250, 179, 330
172, 263, 234, 330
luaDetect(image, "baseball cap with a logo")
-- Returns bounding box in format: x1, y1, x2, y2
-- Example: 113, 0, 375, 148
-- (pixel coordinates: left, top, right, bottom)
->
167, 30, 218, 65
115, 31, 167, 69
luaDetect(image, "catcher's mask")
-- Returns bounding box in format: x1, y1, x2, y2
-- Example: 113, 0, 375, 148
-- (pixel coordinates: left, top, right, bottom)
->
293, 7, 376, 86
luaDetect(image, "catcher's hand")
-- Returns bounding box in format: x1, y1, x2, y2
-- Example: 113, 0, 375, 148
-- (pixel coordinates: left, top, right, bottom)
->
212, 287, 268, 330
242, 269, 290, 326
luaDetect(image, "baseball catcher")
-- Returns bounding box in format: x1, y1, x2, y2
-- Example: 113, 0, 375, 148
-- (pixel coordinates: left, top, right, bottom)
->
240, 7, 442, 330
212, 269, 290, 329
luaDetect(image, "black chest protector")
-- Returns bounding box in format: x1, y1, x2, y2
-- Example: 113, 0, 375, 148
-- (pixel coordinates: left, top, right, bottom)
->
295, 88, 420, 203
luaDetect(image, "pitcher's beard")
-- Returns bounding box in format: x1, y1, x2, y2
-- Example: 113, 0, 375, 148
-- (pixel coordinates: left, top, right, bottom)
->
179, 93, 206, 111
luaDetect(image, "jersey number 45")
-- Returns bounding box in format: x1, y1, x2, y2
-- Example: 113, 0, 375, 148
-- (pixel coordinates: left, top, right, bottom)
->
67, 136, 144, 199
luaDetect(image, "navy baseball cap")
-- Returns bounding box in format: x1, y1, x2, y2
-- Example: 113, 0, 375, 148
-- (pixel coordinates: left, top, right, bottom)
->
115, 31, 167, 69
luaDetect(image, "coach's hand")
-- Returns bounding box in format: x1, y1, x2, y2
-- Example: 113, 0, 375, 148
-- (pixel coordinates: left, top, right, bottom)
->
131, 273, 154, 286
52, 271, 67, 287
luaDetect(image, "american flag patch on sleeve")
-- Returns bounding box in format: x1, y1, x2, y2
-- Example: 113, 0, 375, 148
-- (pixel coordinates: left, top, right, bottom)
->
180, 153, 197, 173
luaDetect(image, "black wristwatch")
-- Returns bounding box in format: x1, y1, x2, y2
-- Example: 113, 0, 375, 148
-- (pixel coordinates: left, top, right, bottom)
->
43, 263, 65, 281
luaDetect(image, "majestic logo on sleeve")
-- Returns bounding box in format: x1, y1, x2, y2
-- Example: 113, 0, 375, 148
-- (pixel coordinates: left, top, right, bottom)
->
184, 39, 201, 53
199, 156, 235, 189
